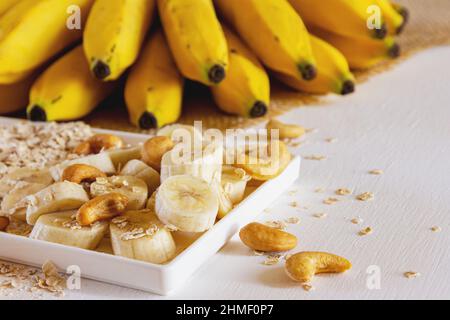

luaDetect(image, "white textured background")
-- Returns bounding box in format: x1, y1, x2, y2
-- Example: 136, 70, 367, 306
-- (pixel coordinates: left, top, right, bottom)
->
3, 46, 450, 300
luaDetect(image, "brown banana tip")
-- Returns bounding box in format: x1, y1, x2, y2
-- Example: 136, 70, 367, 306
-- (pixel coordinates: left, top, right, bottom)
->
138, 112, 158, 129
250, 101, 268, 118
341, 80, 355, 95
92, 60, 111, 80
374, 23, 387, 39
299, 63, 317, 81
208, 65, 226, 84
389, 43, 401, 58
28, 105, 47, 122
396, 7, 409, 34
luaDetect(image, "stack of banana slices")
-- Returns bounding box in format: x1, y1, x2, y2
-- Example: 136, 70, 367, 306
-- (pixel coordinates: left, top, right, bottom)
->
0, 0, 408, 128
0, 124, 291, 264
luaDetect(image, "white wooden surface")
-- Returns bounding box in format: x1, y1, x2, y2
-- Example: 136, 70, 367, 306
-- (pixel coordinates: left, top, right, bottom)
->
3, 46, 450, 300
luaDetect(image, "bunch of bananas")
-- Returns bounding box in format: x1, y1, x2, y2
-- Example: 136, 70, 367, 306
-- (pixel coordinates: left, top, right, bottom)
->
0, 0, 408, 129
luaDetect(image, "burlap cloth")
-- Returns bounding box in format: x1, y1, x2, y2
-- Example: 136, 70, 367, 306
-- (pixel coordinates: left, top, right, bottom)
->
84, 0, 450, 133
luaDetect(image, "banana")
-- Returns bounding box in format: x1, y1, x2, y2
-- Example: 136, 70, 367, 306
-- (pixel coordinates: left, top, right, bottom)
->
0, 0, 19, 17
211, 27, 270, 118
90, 176, 148, 210
0, 168, 54, 197
160, 140, 223, 184
391, 2, 409, 33
276, 35, 355, 95
221, 166, 251, 205
155, 175, 219, 232
1, 182, 50, 217
84, 0, 155, 81
0, 0, 94, 84
288, 0, 387, 40
311, 28, 400, 69
120, 160, 160, 195
213, 182, 233, 220
50, 152, 116, 181
0, 73, 38, 115
27, 46, 116, 122
158, 0, 228, 85
30, 211, 109, 250
107, 146, 142, 171
110, 210, 177, 264
125, 30, 184, 129
25, 181, 90, 225
215, 0, 316, 81
374, 0, 405, 34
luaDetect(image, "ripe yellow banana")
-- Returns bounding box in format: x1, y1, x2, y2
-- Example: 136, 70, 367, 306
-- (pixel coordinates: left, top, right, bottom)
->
27, 46, 116, 122
211, 27, 270, 118
288, 0, 387, 39
125, 31, 184, 129
391, 1, 409, 33
276, 35, 355, 95
0, 74, 37, 115
214, 0, 316, 81
158, 0, 228, 85
311, 28, 400, 70
0, 0, 19, 16
0, 0, 94, 84
84, 0, 155, 81
374, 0, 405, 34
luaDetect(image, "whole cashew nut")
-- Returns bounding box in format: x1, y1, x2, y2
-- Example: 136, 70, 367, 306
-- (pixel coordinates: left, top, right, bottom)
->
141, 136, 175, 171
76, 193, 129, 226
62, 164, 107, 184
74, 134, 124, 155
239, 222, 298, 252
285, 252, 352, 283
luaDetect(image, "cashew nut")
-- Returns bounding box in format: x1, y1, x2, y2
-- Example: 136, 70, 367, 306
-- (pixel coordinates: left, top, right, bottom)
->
285, 252, 352, 283
74, 134, 124, 155
141, 136, 175, 171
61, 164, 107, 184
239, 222, 298, 252
266, 119, 306, 140
76, 193, 129, 226
0, 216, 9, 231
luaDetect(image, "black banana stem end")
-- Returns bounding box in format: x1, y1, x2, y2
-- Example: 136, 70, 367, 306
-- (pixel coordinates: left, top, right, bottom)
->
139, 112, 158, 130
208, 65, 226, 84
250, 101, 268, 118
396, 7, 409, 34
28, 105, 47, 122
374, 23, 388, 39
341, 80, 355, 95
389, 43, 401, 58
92, 60, 111, 80
299, 63, 317, 81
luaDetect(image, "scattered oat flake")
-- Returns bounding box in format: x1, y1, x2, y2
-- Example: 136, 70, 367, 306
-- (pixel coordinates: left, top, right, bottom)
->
356, 192, 374, 201
305, 128, 319, 134
351, 217, 363, 225
323, 197, 339, 205
404, 271, 420, 279
313, 213, 327, 219
265, 220, 286, 230
335, 188, 352, 196
304, 155, 327, 161
359, 227, 373, 236
262, 255, 281, 266
325, 137, 338, 143
314, 188, 325, 193
253, 250, 264, 256
302, 283, 315, 291
285, 217, 301, 225
369, 169, 384, 175
430, 226, 442, 233
289, 201, 299, 208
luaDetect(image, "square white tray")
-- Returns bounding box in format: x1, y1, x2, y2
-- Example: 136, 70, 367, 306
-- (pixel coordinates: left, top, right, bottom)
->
0, 117, 301, 295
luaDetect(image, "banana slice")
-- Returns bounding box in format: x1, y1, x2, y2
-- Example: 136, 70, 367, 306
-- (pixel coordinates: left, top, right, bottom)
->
213, 182, 234, 220
160, 140, 223, 184
0, 168, 53, 197
221, 166, 251, 204
107, 146, 142, 171
50, 153, 116, 181
120, 160, 160, 195
1, 182, 50, 216
25, 182, 90, 225
110, 210, 177, 264
158, 124, 203, 146
30, 211, 109, 250
90, 176, 148, 210
155, 175, 219, 232
235, 140, 292, 181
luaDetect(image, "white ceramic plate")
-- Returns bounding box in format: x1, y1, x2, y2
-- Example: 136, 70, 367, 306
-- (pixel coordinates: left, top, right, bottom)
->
0, 117, 301, 295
